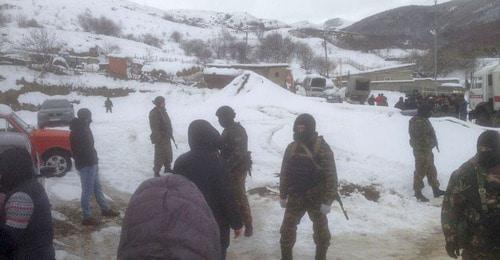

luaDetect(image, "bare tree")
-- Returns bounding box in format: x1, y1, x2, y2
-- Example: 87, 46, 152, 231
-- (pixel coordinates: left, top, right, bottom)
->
256, 33, 296, 63
0, 11, 9, 27
170, 31, 182, 43
294, 42, 314, 71
19, 28, 63, 74
181, 39, 212, 62
210, 29, 235, 59
311, 56, 336, 77
101, 41, 120, 55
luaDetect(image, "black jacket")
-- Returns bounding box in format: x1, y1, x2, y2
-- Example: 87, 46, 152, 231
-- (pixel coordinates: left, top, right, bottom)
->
173, 120, 242, 249
69, 118, 98, 170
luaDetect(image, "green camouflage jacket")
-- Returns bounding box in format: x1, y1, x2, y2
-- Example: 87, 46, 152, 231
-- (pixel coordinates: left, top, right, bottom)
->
441, 158, 500, 251
149, 107, 173, 144
409, 116, 437, 151
279, 135, 338, 205
220, 122, 249, 172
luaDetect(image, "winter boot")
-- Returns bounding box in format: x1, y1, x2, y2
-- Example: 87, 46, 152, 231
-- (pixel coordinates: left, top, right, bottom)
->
281, 247, 292, 260
433, 187, 445, 198
315, 246, 328, 260
102, 209, 120, 218
415, 191, 429, 202
82, 217, 100, 226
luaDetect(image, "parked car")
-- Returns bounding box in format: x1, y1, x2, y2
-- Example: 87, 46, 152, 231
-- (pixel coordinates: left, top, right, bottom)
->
0, 132, 57, 178
37, 99, 75, 128
1, 104, 72, 176
301, 75, 331, 97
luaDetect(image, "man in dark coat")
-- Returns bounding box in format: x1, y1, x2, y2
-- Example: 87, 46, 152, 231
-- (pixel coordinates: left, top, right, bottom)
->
367, 95, 375, 106
0, 148, 55, 260
149, 96, 174, 177
441, 131, 500, 259
70, 108, 118, 225
279, 114, 338, 260
174, 120, 243, 260
118, 175, 221, 260
104, 97, 113, 113
216, 106, 253, 237
395, 97, 406, 110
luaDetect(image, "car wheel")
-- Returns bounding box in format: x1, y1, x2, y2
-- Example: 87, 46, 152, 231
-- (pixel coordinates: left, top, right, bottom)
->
43, 150, 72, 177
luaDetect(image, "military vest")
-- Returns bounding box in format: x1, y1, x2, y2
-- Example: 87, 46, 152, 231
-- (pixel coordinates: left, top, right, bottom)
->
285, 137, 323, 195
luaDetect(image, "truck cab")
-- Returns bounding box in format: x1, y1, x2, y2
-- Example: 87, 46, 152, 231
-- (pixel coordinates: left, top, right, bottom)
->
469, 63, 500, 126
346, 77, 370, 104
0, 104, 72, 175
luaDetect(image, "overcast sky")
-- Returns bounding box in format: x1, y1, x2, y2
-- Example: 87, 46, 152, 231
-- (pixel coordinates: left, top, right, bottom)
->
129, 0, 451, 24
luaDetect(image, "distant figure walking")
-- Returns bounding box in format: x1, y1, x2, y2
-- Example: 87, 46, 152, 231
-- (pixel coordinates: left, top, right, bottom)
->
105, 97, 113, 113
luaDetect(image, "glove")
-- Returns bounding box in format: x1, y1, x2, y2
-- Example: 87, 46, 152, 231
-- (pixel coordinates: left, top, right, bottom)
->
280, 199, 287, 209
320, 204, 331, 215
445, 241, 460, 259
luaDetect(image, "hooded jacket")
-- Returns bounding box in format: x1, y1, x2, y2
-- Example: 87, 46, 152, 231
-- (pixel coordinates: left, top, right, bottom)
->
69, 117, 98, 169
0, 148, 54, 260
173, 120, 243, 249
117, 175, 221, 260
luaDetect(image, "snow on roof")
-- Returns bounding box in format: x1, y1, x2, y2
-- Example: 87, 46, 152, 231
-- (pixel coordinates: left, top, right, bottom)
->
207, 63, 290, 69
345, 63, 416, 76
475, 63, 500, 75
0, 104, 13, 117
441, 83, 464, 88
203, 67, 242, 76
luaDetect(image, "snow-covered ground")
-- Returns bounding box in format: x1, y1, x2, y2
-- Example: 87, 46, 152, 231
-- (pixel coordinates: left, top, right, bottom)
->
8, 70, 487, 259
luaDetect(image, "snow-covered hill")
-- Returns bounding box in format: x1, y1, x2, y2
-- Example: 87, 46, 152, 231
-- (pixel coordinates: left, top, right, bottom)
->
0, 0, 411, 77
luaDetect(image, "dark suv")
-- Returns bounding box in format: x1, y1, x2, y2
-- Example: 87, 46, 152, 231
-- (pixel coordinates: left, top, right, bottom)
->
37, 99, 75, 129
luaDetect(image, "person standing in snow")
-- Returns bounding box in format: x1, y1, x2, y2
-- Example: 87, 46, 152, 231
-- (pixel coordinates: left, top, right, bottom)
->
395, 97, 406, 110
173, 120, 243, 260
441, 130, 500, 259
367, 95, 375, 105
216, 106, 253, 237
279, 114, 338, 260
0, 148, 55, 259
104, 97, 113, 113
409, 103, 445, 202
117, 174, 222, 260
149, 96, 174, 177
70, 108, 119, 226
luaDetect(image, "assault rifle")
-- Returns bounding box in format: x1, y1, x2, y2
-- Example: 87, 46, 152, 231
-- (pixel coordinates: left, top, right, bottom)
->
336, 193, 349, 220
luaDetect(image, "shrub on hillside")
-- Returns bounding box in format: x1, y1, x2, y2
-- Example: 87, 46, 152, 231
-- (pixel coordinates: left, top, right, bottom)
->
141, 33, 163, 48
0, 11, 9, 27
180, 39, 212, 61
17, 16, 42, 28
170, 31, 182, 43
78, 12, 121, 36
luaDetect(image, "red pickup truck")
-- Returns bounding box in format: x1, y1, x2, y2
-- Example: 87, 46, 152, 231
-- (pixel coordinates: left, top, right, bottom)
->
0, 104, 72, 175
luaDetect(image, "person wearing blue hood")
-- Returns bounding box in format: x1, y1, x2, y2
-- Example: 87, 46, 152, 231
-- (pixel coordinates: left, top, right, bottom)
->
70, 108, 118, 226
173, 119, 243, 260
0, 148, 55, 259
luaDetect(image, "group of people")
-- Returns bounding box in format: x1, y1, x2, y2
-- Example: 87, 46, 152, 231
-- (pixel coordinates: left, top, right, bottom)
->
0, 95, 498, 259
367, 93, 388, 106
395, 91, 468, 121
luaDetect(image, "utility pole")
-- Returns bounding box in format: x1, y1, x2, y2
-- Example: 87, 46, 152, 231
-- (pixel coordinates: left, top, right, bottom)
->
433, 0, 438, 80
244, 29, 249, 64
323, 32, 329, 78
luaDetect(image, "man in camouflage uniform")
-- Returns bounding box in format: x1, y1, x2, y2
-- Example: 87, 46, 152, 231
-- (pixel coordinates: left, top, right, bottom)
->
216, 106, 253, 237
149, 96, 174, 177
442, 130, 500, 259
279, 114, 338, 260
409, 103, 445, 202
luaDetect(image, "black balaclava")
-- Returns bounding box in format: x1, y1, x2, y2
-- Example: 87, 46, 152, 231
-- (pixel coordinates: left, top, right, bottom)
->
477, 130, 500, 169
417, 103, 433, 118
188, 120, 221, 152
0, 148, 36, 192
293, 114, 316, 143
216, 106, 236, 129
153, 96, 165, 107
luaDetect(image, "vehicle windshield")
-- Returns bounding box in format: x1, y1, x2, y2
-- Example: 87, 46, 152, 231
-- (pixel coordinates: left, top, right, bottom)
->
12, 113, 33, 133
41, 100, 71, 109
310, 78, 326, 88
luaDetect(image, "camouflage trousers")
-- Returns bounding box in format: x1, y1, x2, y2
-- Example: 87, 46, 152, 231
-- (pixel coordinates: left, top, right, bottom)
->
153, 139, 172, 175
413, 149, 440, 192
229, 167, 252, 228
280, 193, 331, 260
